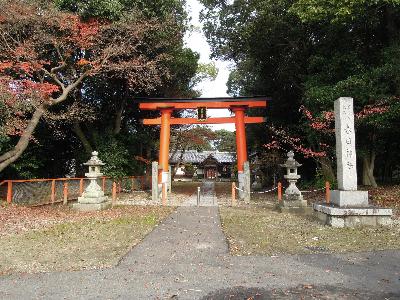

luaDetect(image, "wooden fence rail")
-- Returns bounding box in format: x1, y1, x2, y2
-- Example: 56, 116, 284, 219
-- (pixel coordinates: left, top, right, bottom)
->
0, 175, 150, 206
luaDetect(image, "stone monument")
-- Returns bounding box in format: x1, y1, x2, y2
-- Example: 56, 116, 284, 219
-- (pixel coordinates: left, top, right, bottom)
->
73, 151, 111, 211
313, 97, 392, 227
279, 151, 307, 209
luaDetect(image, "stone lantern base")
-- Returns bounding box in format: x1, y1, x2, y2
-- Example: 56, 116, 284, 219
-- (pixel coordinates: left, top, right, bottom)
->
73, 201, 111, 212
73, 188, 111, 211
278, 194, 309, 213
281, 197, 307, 208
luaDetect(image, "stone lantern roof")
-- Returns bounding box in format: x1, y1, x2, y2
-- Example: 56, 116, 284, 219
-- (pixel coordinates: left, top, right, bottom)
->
280, 151, 302, 169
84, 151, 105, 166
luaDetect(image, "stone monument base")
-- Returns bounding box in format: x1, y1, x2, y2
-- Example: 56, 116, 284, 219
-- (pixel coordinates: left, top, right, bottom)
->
331, 190, 368, 207
313, 203, 392, 228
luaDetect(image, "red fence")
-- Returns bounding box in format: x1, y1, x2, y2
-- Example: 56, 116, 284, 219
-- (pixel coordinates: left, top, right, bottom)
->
0, 176, 150, 206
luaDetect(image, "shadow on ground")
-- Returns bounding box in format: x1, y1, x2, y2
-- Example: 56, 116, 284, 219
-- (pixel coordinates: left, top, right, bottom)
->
200, 285, 400, 300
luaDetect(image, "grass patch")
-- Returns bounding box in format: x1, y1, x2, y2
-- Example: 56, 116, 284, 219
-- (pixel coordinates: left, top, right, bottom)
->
220, 206, 400, 256
0, 206, 174, 275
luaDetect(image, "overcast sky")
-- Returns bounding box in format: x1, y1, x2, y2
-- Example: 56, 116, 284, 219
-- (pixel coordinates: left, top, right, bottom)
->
184, 0, 235, 131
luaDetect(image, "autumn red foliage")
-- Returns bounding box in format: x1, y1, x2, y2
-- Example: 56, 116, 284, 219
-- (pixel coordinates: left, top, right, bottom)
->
0, 0, 176, 172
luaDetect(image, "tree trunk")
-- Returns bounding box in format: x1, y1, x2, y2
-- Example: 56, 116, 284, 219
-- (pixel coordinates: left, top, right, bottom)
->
0, 105, 46, 172
113, 97, 127, 135
384, 4, 398, 44
72, 122, 93, 154
317, 156, 336, 183
362, 152, 378, 187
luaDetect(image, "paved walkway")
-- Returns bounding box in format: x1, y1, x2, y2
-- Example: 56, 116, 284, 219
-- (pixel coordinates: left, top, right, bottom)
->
0, 206, 399, 299
181, 181, 217, 206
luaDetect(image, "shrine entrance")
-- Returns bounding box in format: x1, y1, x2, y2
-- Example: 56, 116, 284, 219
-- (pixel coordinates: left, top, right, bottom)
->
205, 167, 217, 180
203, 155, 219, 180
137, 96, 268, 204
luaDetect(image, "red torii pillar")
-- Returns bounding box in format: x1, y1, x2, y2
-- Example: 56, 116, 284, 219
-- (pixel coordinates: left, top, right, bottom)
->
232, 106, 250, 202
232, 106, 248, 172
158, 108, 173, 205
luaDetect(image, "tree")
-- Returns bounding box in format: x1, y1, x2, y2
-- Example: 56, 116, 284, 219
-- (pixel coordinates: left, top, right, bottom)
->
54, 0, 203, 179
200, 0, 400, 185
0, 0, 178, 173
291, 1, 400, 186
212, 129, 236, 152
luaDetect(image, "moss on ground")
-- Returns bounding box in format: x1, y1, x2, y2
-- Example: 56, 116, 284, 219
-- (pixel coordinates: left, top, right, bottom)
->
220, 206, 400, 256
0, 206, 174, 275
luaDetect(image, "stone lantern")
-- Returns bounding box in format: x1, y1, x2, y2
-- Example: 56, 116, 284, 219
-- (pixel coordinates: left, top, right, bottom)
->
73, 151, 111, 211
280, 151, 306, 208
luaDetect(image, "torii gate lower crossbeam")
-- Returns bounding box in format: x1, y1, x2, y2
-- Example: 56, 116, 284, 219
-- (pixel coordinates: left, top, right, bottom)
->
137, 96, 269, 204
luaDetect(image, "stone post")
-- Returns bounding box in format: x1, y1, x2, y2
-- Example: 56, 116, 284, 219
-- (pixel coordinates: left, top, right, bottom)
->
237, 172, 244, 200
168, 165, 172, 193
152, 161, 158, 201
244, 161, 251, 203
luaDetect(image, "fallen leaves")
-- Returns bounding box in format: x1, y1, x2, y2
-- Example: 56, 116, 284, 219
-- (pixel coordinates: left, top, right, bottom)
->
220, 205, 400, 256
0, 204, 169, 236
0, 205, 175, 275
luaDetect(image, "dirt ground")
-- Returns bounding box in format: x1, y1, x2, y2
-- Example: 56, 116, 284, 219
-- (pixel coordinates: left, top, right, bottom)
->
220, 205, 400, 256
0, 205, 174, 275
116, 182, 201, 206
215, 182, 400, 256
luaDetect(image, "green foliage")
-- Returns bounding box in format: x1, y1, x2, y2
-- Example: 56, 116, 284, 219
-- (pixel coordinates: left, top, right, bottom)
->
6, 149, 44, 179
55, 0, 124, 20
166, 48, 200, 97
194, 62, 218, 83
92, 134, 141, 179
212, 129, 236, 152
300, 168, 337, 190
290, 0, 400, 23
55, 0, 187, 22
183, 163, 195, 176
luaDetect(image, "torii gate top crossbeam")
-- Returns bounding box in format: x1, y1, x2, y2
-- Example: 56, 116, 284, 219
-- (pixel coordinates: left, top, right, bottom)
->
136, 96, 269, 110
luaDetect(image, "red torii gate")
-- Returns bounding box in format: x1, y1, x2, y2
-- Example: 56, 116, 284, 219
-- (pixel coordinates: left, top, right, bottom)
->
138, 96, 269, 202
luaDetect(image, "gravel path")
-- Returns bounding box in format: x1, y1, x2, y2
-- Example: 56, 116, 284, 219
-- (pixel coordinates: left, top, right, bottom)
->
180, 181, 217, 206
0, 206, 399, 299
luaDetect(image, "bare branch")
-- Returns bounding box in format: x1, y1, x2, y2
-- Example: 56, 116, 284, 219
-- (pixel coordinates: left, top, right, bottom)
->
51, 70, 91, 105
41, 68, 65, 90
54, 44, 65, 65
50, 61, 66, 73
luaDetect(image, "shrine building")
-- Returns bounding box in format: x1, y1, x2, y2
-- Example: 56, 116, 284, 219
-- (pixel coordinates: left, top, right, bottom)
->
170, 150, 235, 181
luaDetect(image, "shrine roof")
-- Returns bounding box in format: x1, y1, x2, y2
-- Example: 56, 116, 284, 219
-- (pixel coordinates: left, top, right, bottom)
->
170, 150, 235, 164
